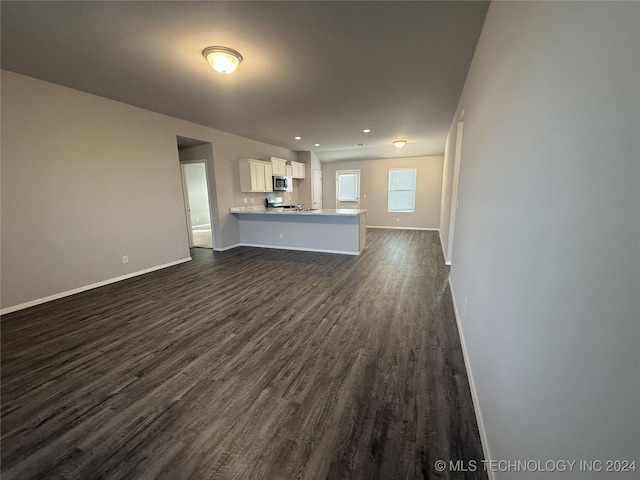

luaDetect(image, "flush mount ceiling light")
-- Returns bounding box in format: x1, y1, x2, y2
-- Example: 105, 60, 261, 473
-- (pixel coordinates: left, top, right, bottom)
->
392, 140, 407, 148
314, 143, 320, 147
202, 46, 243, 74
362, 129, 371, 133
294, 136, 302, 140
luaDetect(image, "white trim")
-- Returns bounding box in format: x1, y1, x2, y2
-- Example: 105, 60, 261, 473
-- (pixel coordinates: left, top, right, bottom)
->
213, 243, 242, 252
366, 225, 438, 231
439, 231, 451, 265
239, 243, 360, 256
448, 276, 493, 478
445, 121, 464, 265
0, 257, 192, 315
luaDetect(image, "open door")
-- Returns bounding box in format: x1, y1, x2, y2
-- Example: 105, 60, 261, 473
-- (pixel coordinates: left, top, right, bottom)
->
180, 161, 213, 249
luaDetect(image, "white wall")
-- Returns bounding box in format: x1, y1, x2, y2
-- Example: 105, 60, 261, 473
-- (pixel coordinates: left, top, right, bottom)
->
443, 2, 640, 477
1, 70, 296, 311
322, 156, 442, 229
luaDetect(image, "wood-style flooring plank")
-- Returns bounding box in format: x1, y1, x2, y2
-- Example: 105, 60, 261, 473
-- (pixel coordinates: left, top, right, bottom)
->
2, 229, 486, 479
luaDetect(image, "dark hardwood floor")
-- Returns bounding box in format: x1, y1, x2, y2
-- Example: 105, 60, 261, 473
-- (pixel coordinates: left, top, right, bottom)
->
1, 229, 486, 479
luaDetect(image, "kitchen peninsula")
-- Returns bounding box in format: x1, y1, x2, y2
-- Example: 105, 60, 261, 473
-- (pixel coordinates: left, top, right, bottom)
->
230, 207, 367, 255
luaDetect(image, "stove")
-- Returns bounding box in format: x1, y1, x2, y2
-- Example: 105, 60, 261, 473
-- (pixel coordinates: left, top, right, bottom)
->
266, 196, 302, 210
266, 195, 284, 208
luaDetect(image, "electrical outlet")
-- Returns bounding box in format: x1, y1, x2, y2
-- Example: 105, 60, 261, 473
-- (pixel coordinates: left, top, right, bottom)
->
396, 217, 400, 223
279, 233, 284, 239
122, 255, 129, 264
244, 198, 248, 204
463, 299, 468, 312
251, 198, 254, 203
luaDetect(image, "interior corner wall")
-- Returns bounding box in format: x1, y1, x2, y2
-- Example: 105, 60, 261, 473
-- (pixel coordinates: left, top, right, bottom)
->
309, 152, 322, 207
310, 151, 321, 173
446, 2, 640, 477
0, 70, 296, 311
321, 156, 442, 229
294, 151, 322, 209
295, 151, 312, 206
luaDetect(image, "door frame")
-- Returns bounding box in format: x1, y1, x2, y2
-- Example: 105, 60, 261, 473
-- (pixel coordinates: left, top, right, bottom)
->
180, 160, 214, 248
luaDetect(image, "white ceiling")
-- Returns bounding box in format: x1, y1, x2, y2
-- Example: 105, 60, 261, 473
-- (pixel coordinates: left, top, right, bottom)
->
1, 1, 489, 162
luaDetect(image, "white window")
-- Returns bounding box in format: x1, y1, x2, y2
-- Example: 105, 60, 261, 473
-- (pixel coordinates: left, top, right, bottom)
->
388, 168, 417, 212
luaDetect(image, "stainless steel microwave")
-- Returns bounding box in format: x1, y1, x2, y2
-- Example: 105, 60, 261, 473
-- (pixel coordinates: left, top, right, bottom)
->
272, 175, 289, 191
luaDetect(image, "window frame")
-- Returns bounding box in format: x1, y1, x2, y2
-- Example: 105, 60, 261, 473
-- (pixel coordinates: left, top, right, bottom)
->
336, 169, 360, 203
388, 167, 417, 213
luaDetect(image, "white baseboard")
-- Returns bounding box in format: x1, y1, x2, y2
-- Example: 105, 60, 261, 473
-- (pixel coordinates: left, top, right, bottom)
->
0, 257, 192, 315
439, 231, 451, 265
448, 276, 494, 479
213, 243, 242, 252
239, 243, 360, 256
366, 225, 439, 231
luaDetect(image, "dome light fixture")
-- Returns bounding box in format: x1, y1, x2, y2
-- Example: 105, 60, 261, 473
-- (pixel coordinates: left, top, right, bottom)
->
202, 46, 243, 74
392, 140, 407, 148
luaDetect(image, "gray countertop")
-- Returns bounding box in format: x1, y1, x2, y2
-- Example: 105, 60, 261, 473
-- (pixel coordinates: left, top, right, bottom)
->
230, 206, 367, 216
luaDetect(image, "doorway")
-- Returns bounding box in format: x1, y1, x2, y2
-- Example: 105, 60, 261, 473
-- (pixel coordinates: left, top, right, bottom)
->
336, 169, 360, 209
181, 161, 213, 249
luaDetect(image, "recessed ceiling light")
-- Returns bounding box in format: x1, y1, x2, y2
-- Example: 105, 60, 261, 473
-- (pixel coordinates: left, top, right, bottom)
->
314, 143, 320, 147
202, 46, 243, 74
362, 129, 371, 133
392, 140, 407, 148
294, 136, 302, 140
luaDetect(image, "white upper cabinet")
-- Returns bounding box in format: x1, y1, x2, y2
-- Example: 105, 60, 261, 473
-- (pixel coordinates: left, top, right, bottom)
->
239, 159, 273, 192
286, 165, 293, 192
270, 157, 287, 176
291, 161, 306, 179
264, 163, 273, 192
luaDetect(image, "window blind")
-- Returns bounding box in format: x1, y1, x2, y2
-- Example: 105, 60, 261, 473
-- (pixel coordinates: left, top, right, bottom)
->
388, 168, 417, 212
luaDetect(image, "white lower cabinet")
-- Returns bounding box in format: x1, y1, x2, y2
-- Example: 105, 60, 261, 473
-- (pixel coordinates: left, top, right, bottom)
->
239, 159, 273, 193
